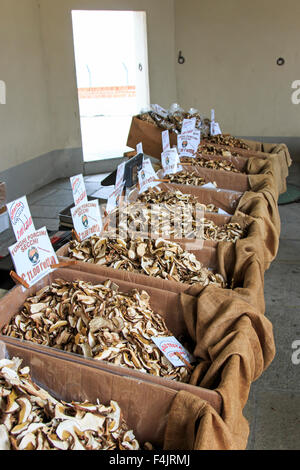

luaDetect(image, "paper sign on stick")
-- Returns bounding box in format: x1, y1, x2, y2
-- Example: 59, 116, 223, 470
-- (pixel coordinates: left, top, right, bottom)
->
138, 159, 160, 193
9, 227, 58, 289
71, 200, 103, 241
151, 336, 195, 368
70, 174, 88, 206
7, 196, 35, 241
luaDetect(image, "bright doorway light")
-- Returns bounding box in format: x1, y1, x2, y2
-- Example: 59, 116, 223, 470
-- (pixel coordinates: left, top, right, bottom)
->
71, 10, 150, 162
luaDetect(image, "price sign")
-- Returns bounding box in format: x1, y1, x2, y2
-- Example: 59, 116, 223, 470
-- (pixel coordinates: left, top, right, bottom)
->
138, 159, 160, 193
71, 200, 103, 241
161, 148, 181, 175
136, 142, 143, 154
70, 174, 88, 206
162, 130, 170, 152
151, 336, 195, 367
9, 227, 58, 289
7, 196, 35, 241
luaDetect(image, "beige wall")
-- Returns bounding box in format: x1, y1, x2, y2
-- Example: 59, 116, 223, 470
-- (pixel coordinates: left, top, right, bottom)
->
174, 0, 300, 137
0, 0, 51, 172
38, 0, 177, 150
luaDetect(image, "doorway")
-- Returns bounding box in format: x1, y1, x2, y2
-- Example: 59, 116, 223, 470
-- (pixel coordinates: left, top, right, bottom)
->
71, 10, 150, 164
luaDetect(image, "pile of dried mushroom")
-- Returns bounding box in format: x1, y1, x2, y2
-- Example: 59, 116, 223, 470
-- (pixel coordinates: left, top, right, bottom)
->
65, 238, 226, 286
2, 279, 193, 382
181, 155, 242, 173
135, 188, 218, 212
0, 357, 147, 450
204, 134, 250, 150
161, 171, 215, 188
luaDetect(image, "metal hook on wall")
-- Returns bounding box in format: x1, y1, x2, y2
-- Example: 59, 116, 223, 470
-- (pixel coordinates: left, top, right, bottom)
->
178, 51, 185, 64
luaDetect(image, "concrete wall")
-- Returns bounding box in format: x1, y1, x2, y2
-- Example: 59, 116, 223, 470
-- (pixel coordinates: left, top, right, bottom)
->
174, 0, 300, 144
0, 0, 51, 173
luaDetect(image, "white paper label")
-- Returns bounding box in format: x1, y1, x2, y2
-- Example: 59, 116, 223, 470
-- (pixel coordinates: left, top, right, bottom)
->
161, 130, 170, 152
151, 104, 168, 119
151, 336, 195, 367
181, 118, 196, 135
9, 227, 58, 288
177, 133, 199, 158
211, 109, 215, 122
70, 174, 88, 206
7, 196, 35, 241
106, 183, 125, 214
193, 128, 201, 147
71, 200, 103, 241
136, 142, 143, 155
211, 121, 222, 136
138, 159, 160, 193
161, 148, 181, 175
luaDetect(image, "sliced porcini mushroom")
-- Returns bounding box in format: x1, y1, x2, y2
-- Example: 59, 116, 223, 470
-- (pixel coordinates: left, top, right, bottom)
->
55, 421, 86, 451
0, 425, 11, 450
5, 389, 20, 414
47, 434, 70, 450
89, 317, 113, 333
17, 397, 32, 424
49, 320, 68, 333
30, 303, 47, 314
17, 432, 37, 451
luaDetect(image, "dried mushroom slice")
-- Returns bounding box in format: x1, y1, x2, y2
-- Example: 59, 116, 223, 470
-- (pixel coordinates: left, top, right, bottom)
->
205, 134, 250, 150
0, 358, 146, 450
2, 278, 197, 383
66, 237, 227, 286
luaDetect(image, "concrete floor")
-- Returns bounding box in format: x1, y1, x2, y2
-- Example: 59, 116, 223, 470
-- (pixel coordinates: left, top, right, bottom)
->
244, 162, 300, 450
0, 164, 299, 449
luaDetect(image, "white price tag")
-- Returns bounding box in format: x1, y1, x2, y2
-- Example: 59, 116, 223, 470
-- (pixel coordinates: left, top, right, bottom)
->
136, 142, 143, 155
9, 227, 58, 289
7, 196, 35, 241
211, 121, 222, 136
177, 134, 199, 158
151, 336, 195, 368
181, 118, 196, 135
106, 183, 125, 214
70, 174, 88, 206
71, 200, 103, 241
161, 148, 180, 175
138, 159, 160, 193
161, 130, 170, 152
211, 109, 215, 122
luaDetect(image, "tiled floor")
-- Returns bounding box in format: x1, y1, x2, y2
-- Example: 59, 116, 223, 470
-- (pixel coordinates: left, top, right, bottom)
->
0, 165, 299, 449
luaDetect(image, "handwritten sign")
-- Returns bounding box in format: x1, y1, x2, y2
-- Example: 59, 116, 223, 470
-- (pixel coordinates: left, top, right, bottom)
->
9, 227, 58, 288
70, 174, 88, 206
71, 200, 103, 241
151, 336, 195, 368
138, 159, 160, 193
7, 196, 35, 241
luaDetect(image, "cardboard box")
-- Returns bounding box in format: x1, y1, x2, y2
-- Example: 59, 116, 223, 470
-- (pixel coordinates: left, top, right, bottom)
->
0, 340, 177, 447
0, 268, 222, 414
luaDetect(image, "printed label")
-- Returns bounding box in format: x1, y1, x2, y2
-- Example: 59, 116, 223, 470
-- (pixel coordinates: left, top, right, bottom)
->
151, 336, 195, 367
181, 118, 196, 135
7, 196, 35, 242
177, 133, 199, 158
70, 174, 88, 206
71, 200, 103, 241
161, 148, 181, 175
9, 227, 58, 288
211, 121, 222, 136
138, 159, 160, 193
